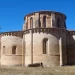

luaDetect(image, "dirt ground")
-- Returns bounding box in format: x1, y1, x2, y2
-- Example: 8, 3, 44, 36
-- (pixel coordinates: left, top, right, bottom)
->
0, 66, 75, 75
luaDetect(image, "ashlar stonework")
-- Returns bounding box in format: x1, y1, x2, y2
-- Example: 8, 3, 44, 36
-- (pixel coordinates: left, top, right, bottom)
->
0, 10, 74, 67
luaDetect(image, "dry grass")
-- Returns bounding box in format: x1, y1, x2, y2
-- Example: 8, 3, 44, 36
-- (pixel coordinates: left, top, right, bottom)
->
0, 66, 75, 75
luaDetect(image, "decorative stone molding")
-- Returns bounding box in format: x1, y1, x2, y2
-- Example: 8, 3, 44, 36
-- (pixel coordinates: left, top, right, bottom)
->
24, 11, 66, 30
1, 31, 23, 38
69, 31, 75, 35
24, 28, 68, 34
0, 28, 72, 38
24, 11, 66, 19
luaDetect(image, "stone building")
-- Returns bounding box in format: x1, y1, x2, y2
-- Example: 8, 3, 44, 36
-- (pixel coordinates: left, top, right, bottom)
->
0, 10, 75, 67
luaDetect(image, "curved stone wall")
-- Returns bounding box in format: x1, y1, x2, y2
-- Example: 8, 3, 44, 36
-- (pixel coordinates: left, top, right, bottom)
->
24, 28, 67, 67
67, 31, 75, 65
23, 11, 66, 30
1, 35, 22, 66
0, 10, 68, 67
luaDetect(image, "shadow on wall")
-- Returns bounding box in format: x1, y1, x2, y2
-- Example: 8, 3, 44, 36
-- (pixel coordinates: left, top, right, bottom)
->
67, 35, 75, 65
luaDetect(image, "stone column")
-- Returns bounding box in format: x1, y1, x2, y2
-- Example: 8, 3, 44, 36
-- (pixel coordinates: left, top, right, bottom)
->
41, 17, 43, 27
59, 37, 63, 66
25, 16, 27, 30
23, 24, 25, 30
22, 35, 25, 66
30, 30, 33, 64
51, 13, 56, 28
46, 16, 51, 27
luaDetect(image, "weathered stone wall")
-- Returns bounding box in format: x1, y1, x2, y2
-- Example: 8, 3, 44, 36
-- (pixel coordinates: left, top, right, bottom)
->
0, 11, 67, 67
24, 28, 67, 67
60, 30, 67, 65
1, 35, 22, 66
67, 31, 75, 65
23, 11, 66, 30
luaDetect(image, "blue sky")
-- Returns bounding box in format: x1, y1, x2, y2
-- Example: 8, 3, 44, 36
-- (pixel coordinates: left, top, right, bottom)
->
0, 0, 75, 32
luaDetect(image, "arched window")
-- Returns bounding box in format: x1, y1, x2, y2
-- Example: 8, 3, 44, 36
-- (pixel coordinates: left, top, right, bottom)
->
39, 21, 41, 27
43, 38, 48, 54
30, 17, 33, 29
43, 16, 46, 27
3, 46, 5, 54
57, 18, 60, 28
12, 46, 16, 54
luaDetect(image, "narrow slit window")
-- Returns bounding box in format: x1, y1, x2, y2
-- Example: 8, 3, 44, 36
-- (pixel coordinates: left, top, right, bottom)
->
57, 18, 60, 28
30, 17, 33, 29
43, 16, 46, 27
43, 38, 48, 54
12, 46, 16, 54
3, 46, 5, 54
